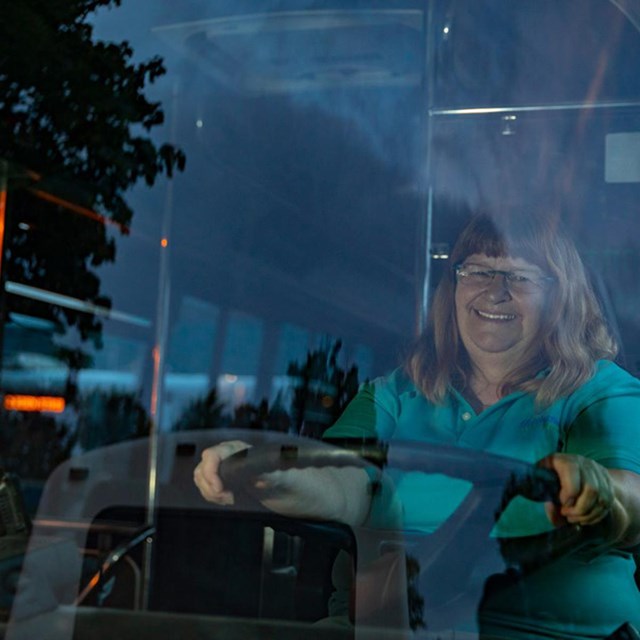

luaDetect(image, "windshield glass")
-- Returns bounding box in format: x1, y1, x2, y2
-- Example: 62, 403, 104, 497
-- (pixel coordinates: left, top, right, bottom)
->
2, 1, 640, 639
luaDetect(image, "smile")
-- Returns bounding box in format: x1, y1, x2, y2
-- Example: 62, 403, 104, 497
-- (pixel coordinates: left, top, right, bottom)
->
474, 309, 517, 321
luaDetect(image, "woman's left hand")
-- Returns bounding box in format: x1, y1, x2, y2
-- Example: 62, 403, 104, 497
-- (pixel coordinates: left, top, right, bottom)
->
537, 453, 615, 527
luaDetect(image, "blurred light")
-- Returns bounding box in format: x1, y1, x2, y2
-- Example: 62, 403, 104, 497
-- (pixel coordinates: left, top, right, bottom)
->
4, 394, 65, 413
150, 345, 160, 418
196, 119, 204, 128
501, 114, 517, 136
443, 26, 450, 34
18, 222, 31, 231
5, 281, 151, 327
161, 237, 168, 248
84, 573, 101, 592
30, 188, 128, 233
430, 243, 450, 260
321, 395, 334, 408
223, 374, 238, 383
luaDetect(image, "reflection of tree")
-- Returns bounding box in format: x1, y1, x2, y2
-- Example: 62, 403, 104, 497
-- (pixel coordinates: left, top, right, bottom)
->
78, 389, 151, 450
0, 410, 76, 480
173, 388, 225, 431
56, 346, 94, 405
0, 0, 185, 348
171, 340, 359, 435
287, 340, 360, 437
406, 554, 426, 631
232, 398, 290, 432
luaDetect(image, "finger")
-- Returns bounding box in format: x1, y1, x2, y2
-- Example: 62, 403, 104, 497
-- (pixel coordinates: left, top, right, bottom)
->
193, 461, 234, 504
564, 489, 612, 524
254, 470, 291, 494
564, 501, 610, 526
206, 440, 251, 488
561, 462, 614, 522
544, 501, 567, 528
540, 454, 582, 507
562, 482, 599, 518
199, 449, 223, 493
194, 441, 251, 504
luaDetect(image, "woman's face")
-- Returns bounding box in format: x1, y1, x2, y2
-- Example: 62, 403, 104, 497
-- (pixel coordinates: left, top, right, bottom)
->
454, 253, 550, 369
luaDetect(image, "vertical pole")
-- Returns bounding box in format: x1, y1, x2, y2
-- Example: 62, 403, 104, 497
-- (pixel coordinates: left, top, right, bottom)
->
416, 2, 437, 332
0, 159, 9, 388
141, 82, 178, 609
0, 160, 7, 278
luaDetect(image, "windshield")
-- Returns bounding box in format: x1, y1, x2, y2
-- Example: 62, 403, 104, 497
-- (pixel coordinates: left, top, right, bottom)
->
2, 1, 640, 639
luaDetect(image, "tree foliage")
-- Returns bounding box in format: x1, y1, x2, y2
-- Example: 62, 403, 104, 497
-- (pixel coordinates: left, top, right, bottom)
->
287, 340, 360, 437
0, 410, 76, 480
171, 340, 360, 437
0, 0, 185, 344
173, 388, 225, 432
78, 388, 151, 450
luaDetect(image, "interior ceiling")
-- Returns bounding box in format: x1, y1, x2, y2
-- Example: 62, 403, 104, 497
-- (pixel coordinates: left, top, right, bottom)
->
153, 9, 424, 93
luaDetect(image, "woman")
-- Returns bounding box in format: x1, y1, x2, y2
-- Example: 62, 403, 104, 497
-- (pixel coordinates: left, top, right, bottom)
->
195, 214, 640, 637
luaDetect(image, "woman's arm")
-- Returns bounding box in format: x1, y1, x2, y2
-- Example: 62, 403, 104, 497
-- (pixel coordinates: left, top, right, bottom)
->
194, 375, 402, 525
605, 468, 640, 547
555, 379, 640, 548
193, 440, 252, 505
194, 440, 377, 526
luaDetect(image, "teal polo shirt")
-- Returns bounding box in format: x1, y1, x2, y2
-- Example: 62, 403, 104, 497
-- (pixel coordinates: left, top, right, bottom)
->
323, 360, 640, 637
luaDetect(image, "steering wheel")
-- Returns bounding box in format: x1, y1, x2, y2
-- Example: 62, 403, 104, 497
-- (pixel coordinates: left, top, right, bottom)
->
218, 437, 611, 624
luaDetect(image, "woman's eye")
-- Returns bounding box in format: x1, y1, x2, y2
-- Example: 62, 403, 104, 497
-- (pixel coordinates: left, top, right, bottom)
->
508, 274, 531, 283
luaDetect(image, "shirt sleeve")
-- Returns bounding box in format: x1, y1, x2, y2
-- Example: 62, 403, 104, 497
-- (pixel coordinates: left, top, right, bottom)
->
323, 375, 399, 441
564, 395, 640, 473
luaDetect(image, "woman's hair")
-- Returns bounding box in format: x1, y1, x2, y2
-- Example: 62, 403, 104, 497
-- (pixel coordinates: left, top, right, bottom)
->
406, 213, 618, 407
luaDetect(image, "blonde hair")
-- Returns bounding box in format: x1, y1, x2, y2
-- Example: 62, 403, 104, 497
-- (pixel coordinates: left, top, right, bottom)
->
406, 214, 617, 407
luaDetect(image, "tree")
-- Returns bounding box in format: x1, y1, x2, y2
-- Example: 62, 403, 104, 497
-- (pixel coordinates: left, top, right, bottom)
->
173, 388, 225, 431
0, 0, 185, 345
77, 388, 151, 450
287, 340, 360, 437
170, 341, 359, 436
0, 409, 76, 480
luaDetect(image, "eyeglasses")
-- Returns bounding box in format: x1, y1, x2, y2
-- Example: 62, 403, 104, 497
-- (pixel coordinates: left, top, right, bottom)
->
454, 263, 555, 294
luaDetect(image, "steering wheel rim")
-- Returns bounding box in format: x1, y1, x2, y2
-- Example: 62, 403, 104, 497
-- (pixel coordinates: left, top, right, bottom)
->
217, 437, 610, 619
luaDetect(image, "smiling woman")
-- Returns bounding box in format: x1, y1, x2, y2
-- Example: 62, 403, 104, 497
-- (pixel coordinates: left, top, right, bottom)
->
410, 213, 618, 408
322, 212, 640, 637
195, 210, 640, 638
454, 253, 550, 400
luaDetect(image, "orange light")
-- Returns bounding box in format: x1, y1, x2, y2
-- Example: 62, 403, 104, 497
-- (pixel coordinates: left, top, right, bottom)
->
321, 395, 334, 408
30, 188, 129, 234
150, 345, 160, 417
4, 395, 66, 413
161, 238, 168, 248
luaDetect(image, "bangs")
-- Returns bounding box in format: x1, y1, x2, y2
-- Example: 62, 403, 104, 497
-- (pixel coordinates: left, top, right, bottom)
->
452, 215, 552, 270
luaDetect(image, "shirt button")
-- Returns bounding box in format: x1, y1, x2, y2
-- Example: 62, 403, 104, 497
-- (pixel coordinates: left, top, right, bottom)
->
461, 411, 472, 421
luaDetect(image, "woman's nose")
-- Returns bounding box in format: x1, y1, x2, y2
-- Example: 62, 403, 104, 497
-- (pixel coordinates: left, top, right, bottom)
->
485, 273, 511, 300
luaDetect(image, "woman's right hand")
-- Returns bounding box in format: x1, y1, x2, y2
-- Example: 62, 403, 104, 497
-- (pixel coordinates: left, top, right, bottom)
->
193, 440, 251, 505
193, 439, 374, 526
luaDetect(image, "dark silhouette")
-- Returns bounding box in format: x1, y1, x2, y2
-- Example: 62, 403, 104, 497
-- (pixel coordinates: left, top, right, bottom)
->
173, 388, 225, 432
0, 410, 76, 480
77, 389, 151, 450
171, 340, 360, 436
0, 0, 185, 348
287, 340, 360, 437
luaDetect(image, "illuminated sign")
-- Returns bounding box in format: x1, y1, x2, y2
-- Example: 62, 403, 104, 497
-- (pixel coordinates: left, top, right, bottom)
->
3, 395, 66, 413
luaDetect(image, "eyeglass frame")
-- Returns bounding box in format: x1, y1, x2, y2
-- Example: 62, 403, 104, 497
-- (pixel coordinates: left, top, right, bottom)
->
453, 262, 556, 294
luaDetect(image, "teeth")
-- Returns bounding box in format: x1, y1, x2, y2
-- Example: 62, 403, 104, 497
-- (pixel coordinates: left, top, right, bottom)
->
476, 309, 516, 321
